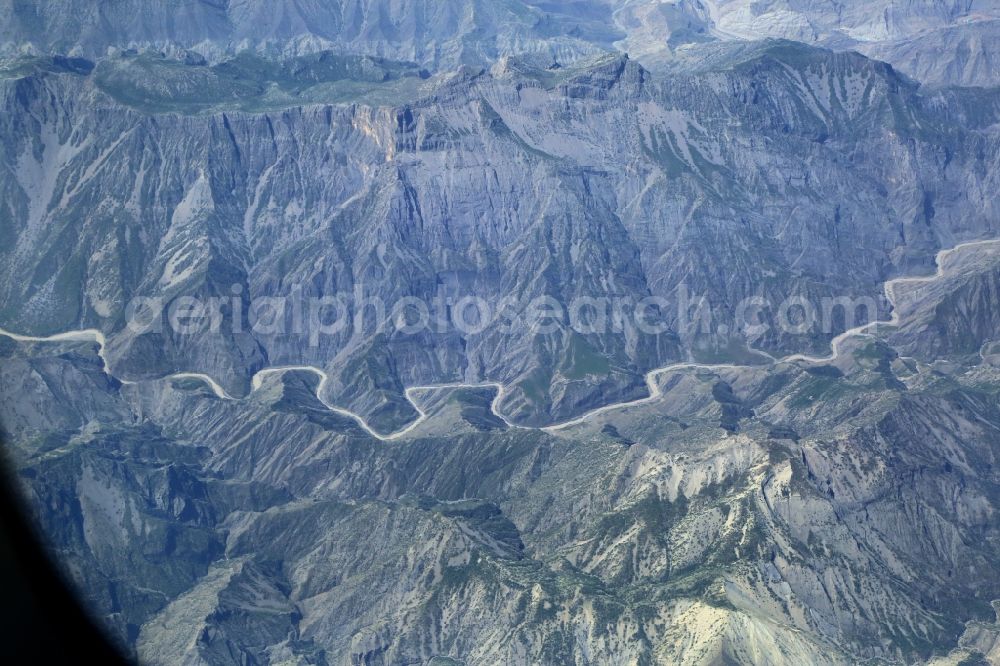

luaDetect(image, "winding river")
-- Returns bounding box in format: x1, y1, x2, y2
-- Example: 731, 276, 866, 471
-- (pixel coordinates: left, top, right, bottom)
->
3, 239, 999, 441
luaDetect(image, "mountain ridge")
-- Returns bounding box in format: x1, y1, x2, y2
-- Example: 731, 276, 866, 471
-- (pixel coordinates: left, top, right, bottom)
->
4, 3, 1000, 664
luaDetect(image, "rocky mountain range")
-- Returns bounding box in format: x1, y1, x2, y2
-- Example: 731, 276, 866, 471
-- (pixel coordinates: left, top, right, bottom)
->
2, 1, 1000, 664
5, 0, 1000, 85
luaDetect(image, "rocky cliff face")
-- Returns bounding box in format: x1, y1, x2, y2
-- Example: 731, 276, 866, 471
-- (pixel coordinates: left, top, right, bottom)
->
3, 3, 1000, 665
4, 45, 1000, 430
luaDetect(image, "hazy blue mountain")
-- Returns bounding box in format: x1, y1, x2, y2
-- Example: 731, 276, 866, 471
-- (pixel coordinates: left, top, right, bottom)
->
5, 0, 1000, 85
0, 0, 622, 69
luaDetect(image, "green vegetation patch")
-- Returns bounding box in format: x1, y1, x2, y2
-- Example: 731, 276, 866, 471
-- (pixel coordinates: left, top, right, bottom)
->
94, 50, 432, 114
